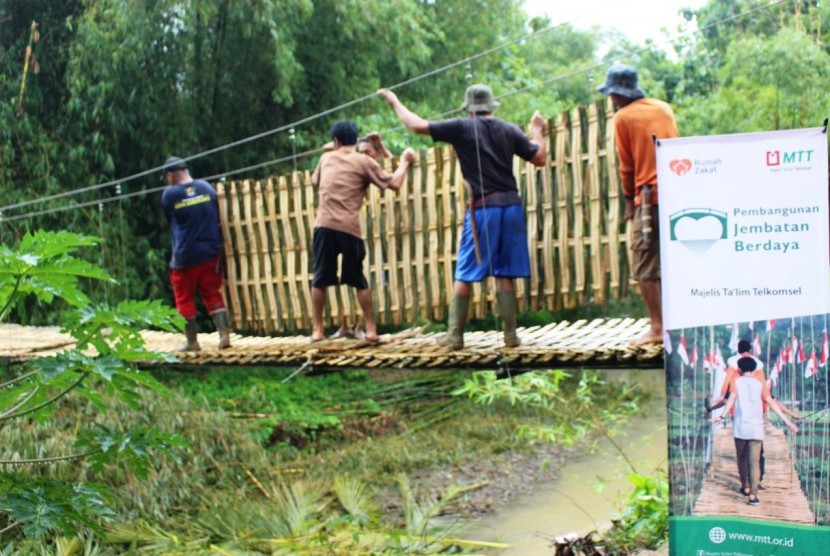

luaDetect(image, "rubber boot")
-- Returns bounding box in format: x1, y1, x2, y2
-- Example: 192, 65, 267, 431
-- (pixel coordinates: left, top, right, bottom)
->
179, 318, 201, 352
437, 294, 469, 350
212, 310, 232, 349
497, 290, 521, 348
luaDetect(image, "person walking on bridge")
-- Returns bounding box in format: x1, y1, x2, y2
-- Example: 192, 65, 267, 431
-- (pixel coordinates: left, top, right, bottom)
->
597, 64, 679, 346
378, 84, 547, 350
161, 156, 231, 351
310, 120, 415, 343
712, 356, 798, 506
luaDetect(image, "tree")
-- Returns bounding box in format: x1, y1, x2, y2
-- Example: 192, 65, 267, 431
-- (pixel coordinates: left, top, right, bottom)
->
0, 230, 184, 538
677, 28, 830, 135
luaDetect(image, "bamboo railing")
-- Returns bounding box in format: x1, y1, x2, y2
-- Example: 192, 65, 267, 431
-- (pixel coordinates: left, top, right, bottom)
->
216, 99, 634, 334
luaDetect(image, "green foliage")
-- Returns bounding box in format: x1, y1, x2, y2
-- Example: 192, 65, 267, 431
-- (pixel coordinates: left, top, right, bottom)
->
0, 231, 111, 320
0, 478, 114, 538
0, 230, 185, 539
454, 370, 642, 448
603, 470, 669, 553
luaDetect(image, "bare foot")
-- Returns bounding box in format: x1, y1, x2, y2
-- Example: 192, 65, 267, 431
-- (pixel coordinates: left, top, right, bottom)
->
630, 331, 663, 347
310, 330, 325, 342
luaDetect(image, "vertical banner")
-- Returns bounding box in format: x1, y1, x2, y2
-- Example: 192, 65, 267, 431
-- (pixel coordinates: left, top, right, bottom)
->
657, 128, 830, 555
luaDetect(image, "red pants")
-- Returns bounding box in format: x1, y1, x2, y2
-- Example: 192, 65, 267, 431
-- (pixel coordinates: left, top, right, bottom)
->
168, 256, 226, 319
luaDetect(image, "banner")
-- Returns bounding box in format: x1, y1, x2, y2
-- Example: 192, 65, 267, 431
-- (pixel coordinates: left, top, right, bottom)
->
657, 128, 830, 555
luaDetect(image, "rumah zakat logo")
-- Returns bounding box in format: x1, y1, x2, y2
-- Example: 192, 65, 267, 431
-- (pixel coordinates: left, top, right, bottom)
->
669, 158, 693, 176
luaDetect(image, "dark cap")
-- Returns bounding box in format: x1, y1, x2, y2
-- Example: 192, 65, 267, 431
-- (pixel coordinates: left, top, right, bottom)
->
597, 65, 645, 100
160, 156, 188, 178
462, 84, 499, 113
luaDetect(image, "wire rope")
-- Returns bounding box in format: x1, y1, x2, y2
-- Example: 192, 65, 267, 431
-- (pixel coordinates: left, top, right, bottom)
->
0, 21, 572, 216
0, 0, 788, 224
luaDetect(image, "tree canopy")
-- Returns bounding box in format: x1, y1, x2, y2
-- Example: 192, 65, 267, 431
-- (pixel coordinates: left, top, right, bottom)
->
1, 0, 827, 308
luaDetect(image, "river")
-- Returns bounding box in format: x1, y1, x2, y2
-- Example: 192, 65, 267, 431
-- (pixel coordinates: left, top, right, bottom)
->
465, 368, 668, 555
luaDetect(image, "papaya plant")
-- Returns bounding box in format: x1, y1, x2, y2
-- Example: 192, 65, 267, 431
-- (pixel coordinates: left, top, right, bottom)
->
0, 230, 185, 538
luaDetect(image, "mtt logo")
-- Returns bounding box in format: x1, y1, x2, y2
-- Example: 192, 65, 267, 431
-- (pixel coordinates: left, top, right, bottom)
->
669, 158, 693, 176
766, 149, 814, 166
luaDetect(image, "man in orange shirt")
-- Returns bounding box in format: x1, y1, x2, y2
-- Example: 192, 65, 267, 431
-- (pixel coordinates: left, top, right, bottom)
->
598, 65, 679, 346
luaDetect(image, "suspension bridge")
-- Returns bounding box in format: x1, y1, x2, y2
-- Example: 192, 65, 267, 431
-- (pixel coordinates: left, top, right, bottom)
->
0, 318, 662, 371
693, 422, 815, 525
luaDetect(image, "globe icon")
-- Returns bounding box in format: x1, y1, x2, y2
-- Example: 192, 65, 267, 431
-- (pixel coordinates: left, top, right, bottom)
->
709, 526, 727, 544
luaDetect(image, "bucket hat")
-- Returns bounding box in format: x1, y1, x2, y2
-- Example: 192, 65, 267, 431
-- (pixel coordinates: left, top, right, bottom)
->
462, 84, 499, 113
597, 65, 645, 100
160, 156, 188, 179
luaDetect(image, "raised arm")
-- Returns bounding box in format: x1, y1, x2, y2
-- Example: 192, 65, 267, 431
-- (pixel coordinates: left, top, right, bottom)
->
528, 110, 548, 167
385, 148, 417, 191
765, 395, 799, 433
377, 89, 430, 135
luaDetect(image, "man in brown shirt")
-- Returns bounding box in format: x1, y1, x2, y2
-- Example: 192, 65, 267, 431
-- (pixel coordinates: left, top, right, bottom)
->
310, 120, 415, 342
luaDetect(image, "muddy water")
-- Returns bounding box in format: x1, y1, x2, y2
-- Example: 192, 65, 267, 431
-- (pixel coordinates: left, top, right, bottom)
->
466, 369, 668, 555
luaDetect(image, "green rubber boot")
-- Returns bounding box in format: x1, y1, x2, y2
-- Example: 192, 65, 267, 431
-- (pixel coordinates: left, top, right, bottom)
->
212, 309, 232, 349
179, 318, 201, 352
497, 290, 521, 348
437, 294, 469, 350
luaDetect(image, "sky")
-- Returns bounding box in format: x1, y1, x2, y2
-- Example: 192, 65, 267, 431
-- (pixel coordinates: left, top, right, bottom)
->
523, 0, 709, 49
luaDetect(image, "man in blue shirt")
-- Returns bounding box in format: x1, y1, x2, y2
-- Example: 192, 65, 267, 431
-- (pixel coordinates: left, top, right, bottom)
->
161, 156, 231, 351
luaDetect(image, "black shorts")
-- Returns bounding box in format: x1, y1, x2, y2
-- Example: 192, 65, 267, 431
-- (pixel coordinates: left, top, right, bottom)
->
312, 227, 369, 289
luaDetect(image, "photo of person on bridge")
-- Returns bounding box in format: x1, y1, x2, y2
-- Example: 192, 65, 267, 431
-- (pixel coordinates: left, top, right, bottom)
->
713, 356, 799, 506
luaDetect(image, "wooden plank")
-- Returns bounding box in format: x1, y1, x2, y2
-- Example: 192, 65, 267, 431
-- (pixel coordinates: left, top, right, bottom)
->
555, 112, 572, 308
216, 181, 243, 330
586, 104, 605, 304
265, 177, 287, 332
570, 107, 586, 306
242, 180, 267, 332
603, 98, 624, 297
280, 175, 302, 330
426, 148, 441, 321
254, 180, 278, 333
230, 180, 254, 329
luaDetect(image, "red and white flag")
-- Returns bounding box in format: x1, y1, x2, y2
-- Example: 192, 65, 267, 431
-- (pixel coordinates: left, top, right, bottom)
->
728, 324, 740, 353
780, 346, 790, 365
677, 333, 689, 366
714, 345, 726, 370
796, 337, 806, 364
703, 350, 713, 373
805, 348, 819, 378
663, 330, 673, 355
690, 341, 698, 366
752, 334, 762, 356
767, 319, 776, 333
772, 357, 782, 380
820, 329, 828, 367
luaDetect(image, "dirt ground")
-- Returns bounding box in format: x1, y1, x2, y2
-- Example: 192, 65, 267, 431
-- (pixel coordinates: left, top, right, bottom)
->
391, 441, 669, 555
381, 442, 568, 521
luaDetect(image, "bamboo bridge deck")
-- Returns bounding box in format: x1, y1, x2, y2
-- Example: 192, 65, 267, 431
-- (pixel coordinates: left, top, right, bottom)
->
693, 423, 815, 525
0, 318, 663, 371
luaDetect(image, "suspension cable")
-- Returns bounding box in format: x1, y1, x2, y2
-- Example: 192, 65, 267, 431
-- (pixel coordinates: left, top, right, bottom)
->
0, 21, 572, 216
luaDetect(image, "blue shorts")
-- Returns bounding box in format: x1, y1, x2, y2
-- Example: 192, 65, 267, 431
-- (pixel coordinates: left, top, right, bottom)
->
454, 204, 530, 282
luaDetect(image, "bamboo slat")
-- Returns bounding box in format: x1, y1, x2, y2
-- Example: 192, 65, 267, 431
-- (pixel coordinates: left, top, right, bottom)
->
0, 320, 662, 370
211, 100, 631, 334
